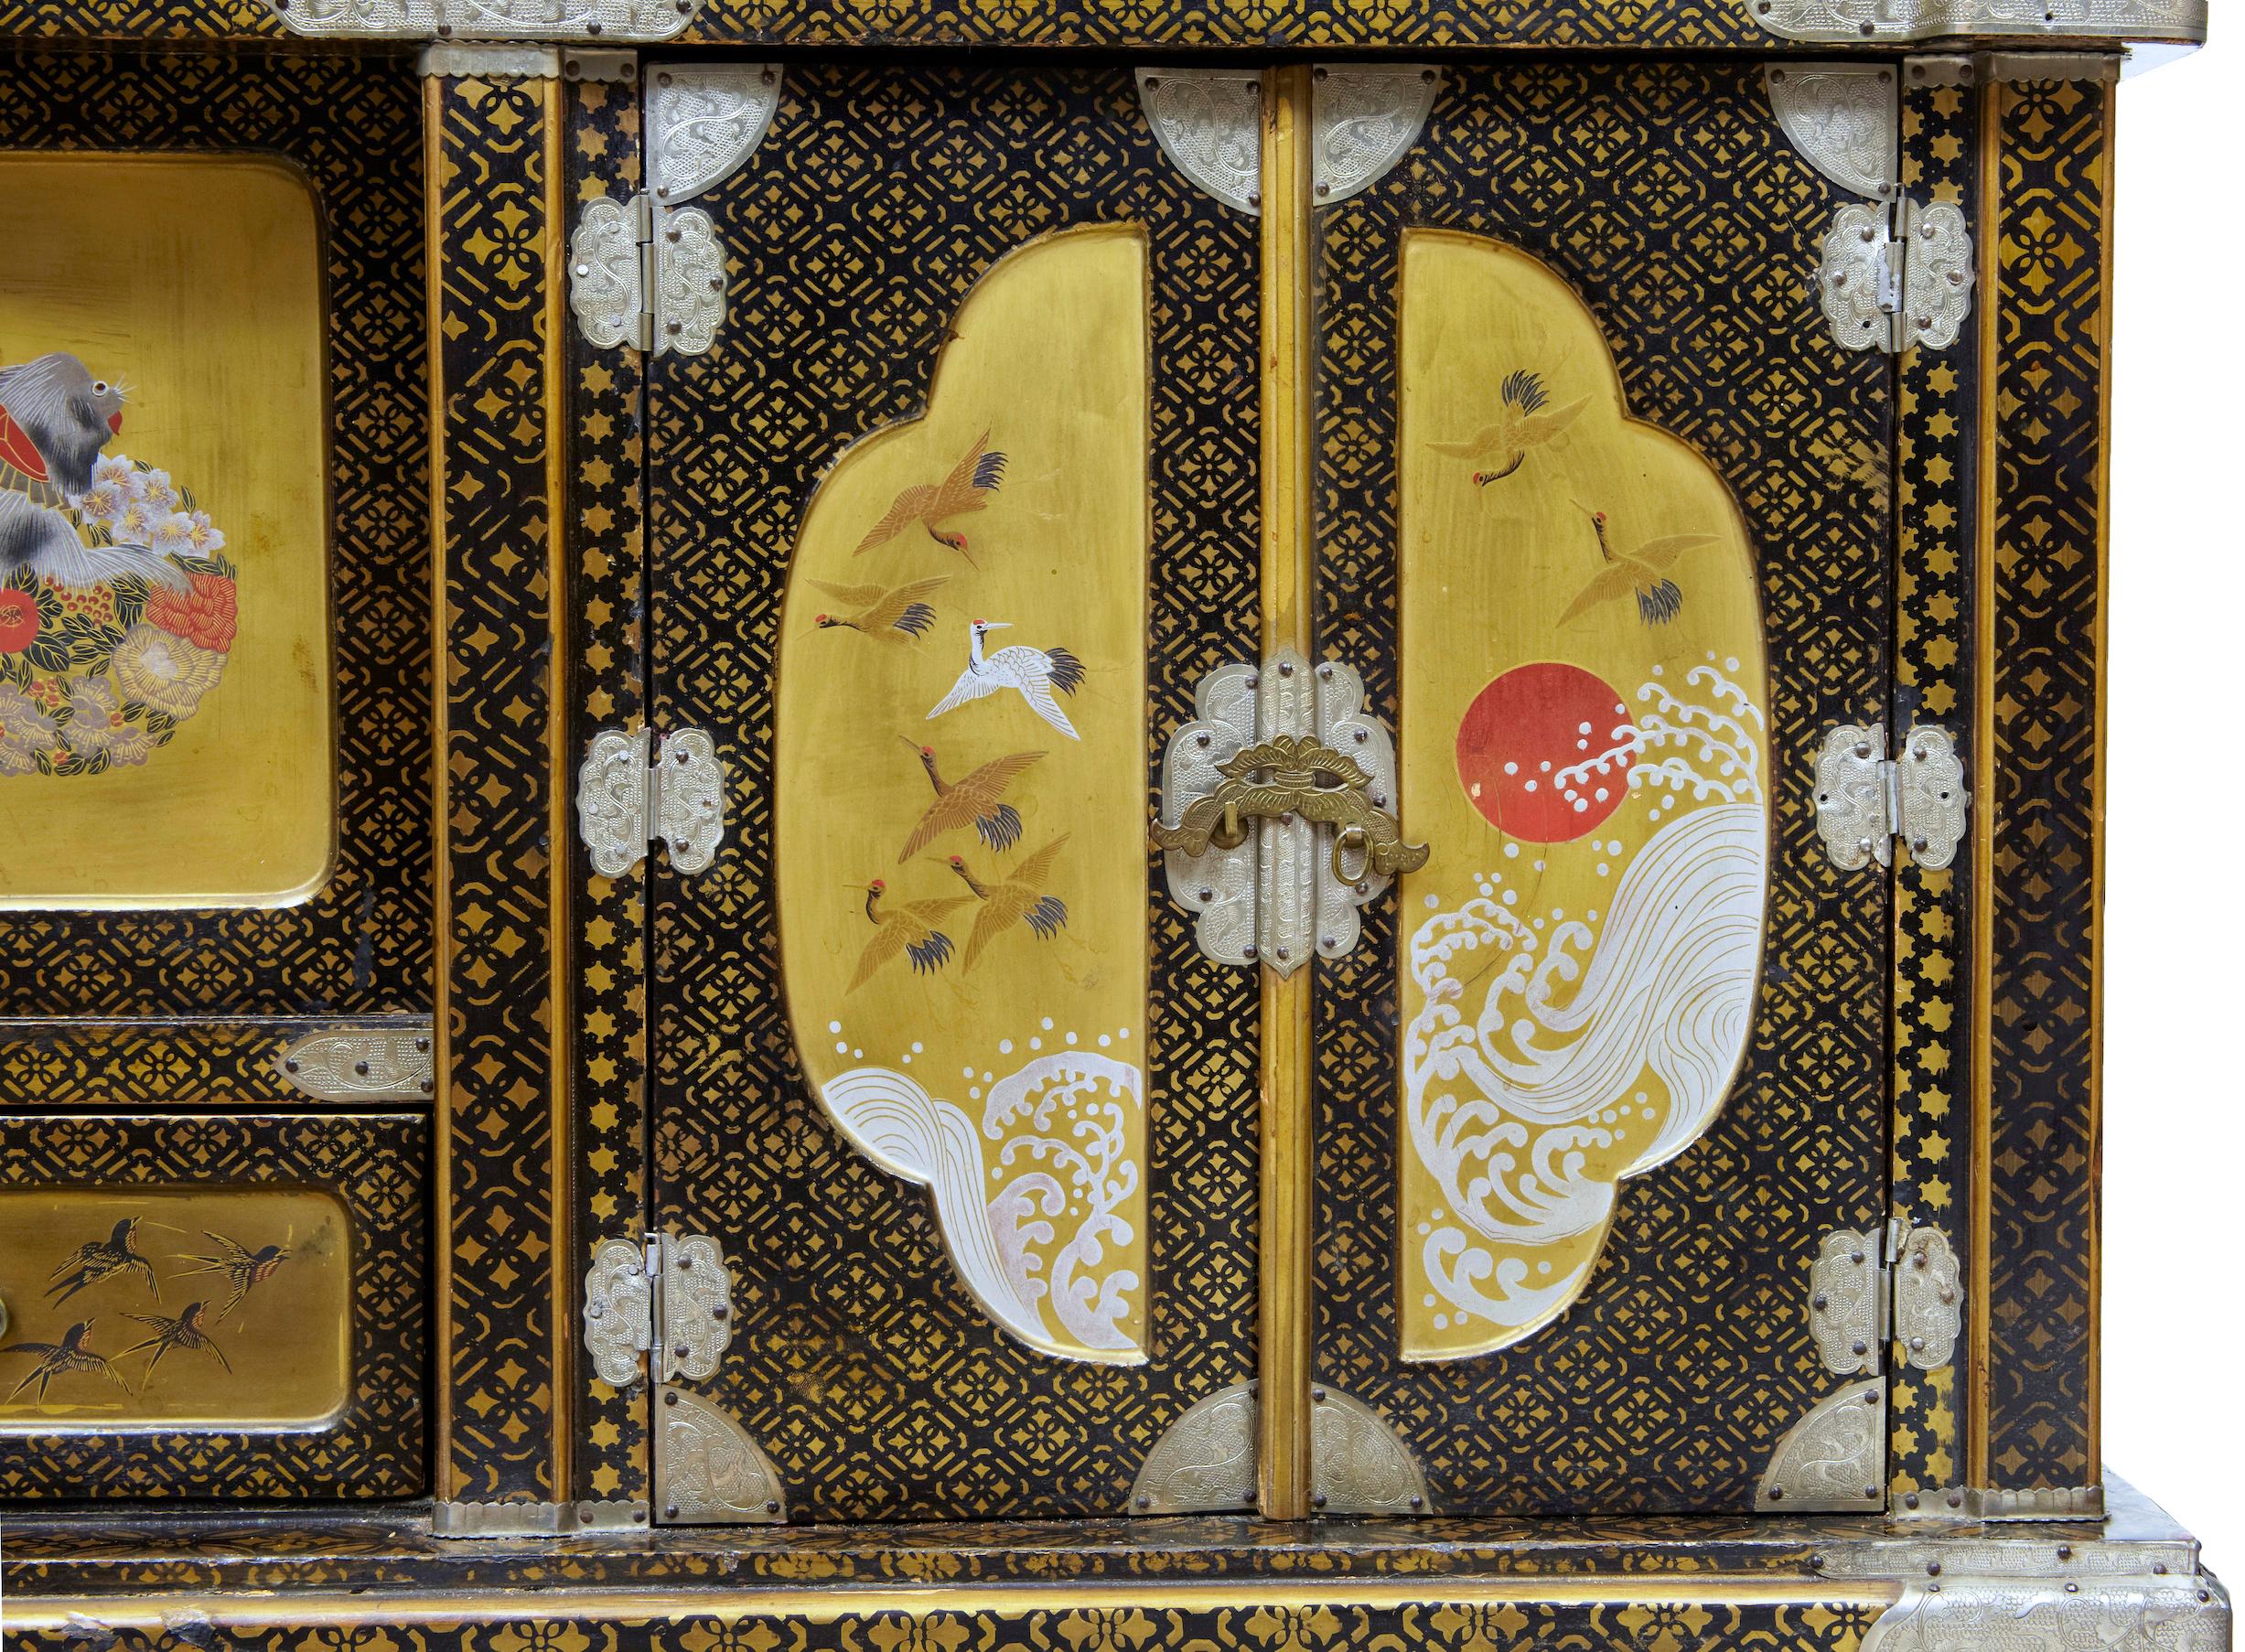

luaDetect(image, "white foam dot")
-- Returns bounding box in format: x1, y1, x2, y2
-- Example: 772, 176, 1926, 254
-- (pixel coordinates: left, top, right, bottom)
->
1524, 779, 1538, 793
827, 1020, 842, 1035
1029, 1036, 1042, 1050
1066, 1031, 1078, 1046
1503, 842, 1519, 859
1041, 1016, 1055, 1031
911, 1041, 924, 1054
1597, 864, 1610, 877
1572, 799, 1588, 813
999, 1038, 1014, 1055
1595, 788, 1609, 802
1578, 721, 1593, 735
833, 1041, 847, 1054
970, 1087, 983, 1100
1503, 761, 1519, 776
1098, 1034, 1112, 1047
1539, 759, 1552, 772
1425, 893, 1440, 908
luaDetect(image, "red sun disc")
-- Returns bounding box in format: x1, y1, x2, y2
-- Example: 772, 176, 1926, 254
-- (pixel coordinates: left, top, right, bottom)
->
1455, 660, 1634, 842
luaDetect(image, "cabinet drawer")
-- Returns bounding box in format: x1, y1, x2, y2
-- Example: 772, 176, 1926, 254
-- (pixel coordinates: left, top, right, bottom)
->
0, 1111, 424, 1499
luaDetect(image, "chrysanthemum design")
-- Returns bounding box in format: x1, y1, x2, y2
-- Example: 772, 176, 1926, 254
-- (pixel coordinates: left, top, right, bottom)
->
0, 453, 237, 776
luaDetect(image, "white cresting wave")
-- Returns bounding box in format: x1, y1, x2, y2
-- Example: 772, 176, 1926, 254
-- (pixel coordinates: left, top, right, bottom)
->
821, 1042, 1145, 1364
1406, 665, 1768, 1343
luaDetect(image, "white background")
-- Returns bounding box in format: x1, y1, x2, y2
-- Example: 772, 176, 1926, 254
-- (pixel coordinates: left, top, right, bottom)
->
2105, 39, 2240, 1572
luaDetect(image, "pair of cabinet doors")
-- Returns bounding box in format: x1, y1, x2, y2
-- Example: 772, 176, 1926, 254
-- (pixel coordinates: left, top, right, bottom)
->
624, 57, 1894, 1524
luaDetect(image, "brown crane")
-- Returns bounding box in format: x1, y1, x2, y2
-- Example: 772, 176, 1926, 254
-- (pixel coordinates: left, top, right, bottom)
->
897, 740, 1044, 862
1556, 506, 1718, 628
811, 576, 946, 642
848, 880, 970, 992
946, 834, 1070, 972
1430, 370, 1588, 486
854, 430, 1006, 563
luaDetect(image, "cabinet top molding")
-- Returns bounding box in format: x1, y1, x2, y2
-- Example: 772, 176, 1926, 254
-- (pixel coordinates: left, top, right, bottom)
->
212, 0, 2200, 53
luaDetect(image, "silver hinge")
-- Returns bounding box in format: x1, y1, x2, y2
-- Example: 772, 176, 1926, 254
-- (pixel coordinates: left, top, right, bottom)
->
1814, 722, 1968, 871
583, 1230, 735, 1391
1764, 1218, 1962, 1511
566, 64, 782, 354
575, 726, 725, 878
568, 189, 726, 355
1152, 649, 1427, 976
1766, 63, 1976, 356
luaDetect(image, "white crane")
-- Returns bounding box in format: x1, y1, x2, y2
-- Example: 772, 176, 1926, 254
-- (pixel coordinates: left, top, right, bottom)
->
926, 618, 1085, 741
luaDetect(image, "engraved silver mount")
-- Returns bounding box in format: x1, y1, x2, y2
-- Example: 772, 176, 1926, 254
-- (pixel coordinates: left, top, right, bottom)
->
1310, 64, 1441, 207
275, 1018, 435, 1101
278, 0, 701, 43
1126, 1380, 1431, 1516
1157, 650, 1403, 977
1135, 69, 1263, 214
576, 725, 725, 877
582, 1231, 785, 1527
570, 65, 783, 354
1746, 0, 2204, 45
1761, 1218, 1964, 1512
1815, 721, 1969, 870
1766, 64, 1974, 355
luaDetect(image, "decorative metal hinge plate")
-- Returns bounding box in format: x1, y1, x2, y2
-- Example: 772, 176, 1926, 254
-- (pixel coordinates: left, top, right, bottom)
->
1745, 0, 2205, 48
1309, 64, 1441, 207
1767, 63, 1975, 355
1814, 722, 1968, 871
1154, 649, 1424, 976
568, 65, 782, 354
432, 1498, 650, 1538
576, 726, 725, 877
583, 1229, 736, 1391
1135, 69, 1262, 214
275, 1018, 435, 1101
1125, 1380, 1432, 1517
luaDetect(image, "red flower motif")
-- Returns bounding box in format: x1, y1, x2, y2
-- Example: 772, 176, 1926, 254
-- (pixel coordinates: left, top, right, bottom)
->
0, 590, 39, 655
145, 571, 237, 653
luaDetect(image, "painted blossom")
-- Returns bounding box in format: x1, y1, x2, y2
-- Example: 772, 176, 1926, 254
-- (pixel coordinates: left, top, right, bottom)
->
0, 685, 58, 775
112, 623, 225, 717
60, 677, 151, 767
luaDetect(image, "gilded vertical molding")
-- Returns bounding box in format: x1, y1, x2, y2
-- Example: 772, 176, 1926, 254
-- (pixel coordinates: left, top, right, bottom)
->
1980, 71, 2110, 1491
426, 68, 570, 1502
1257, 62, 1317, 1522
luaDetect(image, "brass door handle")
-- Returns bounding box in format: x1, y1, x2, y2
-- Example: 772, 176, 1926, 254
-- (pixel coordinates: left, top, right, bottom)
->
1150, 734, 1429, 883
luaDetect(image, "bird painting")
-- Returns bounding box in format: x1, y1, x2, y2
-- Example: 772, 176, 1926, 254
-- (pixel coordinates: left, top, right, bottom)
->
1, 1319, 128, 1403
118, 1301, 231, 1388
1430, 370, 1589, 486
811, 576, 946, 643
897, 739, 1044, 861
47, 1217, 163, 1307
172, 1230, 290, 1323
847, 879, 970, 992
0, 352, 188, 592
945, 834, 1070, 972
927, 619, 1086, 741
854, 430, 1006, 563
1556, 507, 1718, 628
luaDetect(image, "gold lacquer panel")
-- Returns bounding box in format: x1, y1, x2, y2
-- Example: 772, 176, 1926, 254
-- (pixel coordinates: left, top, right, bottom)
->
776, 225, 1151, 1365
1395, 231, 1768, 1360
0, 1185, 349, 1429
0, 154, 330, 907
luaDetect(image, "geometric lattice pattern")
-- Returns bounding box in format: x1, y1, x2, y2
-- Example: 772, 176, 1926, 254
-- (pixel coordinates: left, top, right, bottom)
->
0, 1595, 1882, 1651
1983, 76, 2109, 1492
1313, 62, 1893, 1514
0, 49, 433, 1032
0, 1110, 425, 1499
429, 70, 568, 1503
0, 0, 1778, 51
648, 65, 1262, 1520
1886, 71, 1983, 1503
565, 72, 654, 1508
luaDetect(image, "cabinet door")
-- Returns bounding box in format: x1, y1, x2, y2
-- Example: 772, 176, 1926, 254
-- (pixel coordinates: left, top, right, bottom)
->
1312, 60, 1894, 1513
644, 64, 1262, 1521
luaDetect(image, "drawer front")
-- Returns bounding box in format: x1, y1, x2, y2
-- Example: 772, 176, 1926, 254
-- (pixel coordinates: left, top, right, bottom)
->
0, 1111, 424, 1499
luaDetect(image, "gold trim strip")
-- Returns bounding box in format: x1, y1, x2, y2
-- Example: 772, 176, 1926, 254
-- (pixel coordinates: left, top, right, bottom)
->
1965, 75, 2003, 1490
5, 1580, 1902, 1632
423, 70, 457, 1503
1257, 62, 1317, 1522
542, 71, 575, 1500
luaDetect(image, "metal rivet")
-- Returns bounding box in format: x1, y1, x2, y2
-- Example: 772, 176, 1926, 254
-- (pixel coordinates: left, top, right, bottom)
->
1317, 663, 1333, 679
1320, 936, 1337, 950
1197, 733, 1211, 747
1914, 1251, 1929, 1268
1770, 1486, 1785, 1501
1198, 888, 1214, 902
1248, 191, 1262, 209
1314, 66, 1328, 80
2065, 1583, 2079, 1594
712, 1305, 729, 1320
1864, 1390, 1879, 1405
1904, 1492, 1920, 1509
1144, 75, 1161, 89
1851, 1250, 1865, 1265
1312, 1493, 1327, 1508
354, 1061, 371, 1077
1410, 1494, 1424, 1508
285, 1058, 300, 1073
665, 1504, 679, 1518
1948, 1491, 1964, 1507
1275, 947, 1290, 960
1812, 1293, 1829, 1311
1853, 1339, 1868, 1356
416, 1037, 431, 1053
766, 1499, 780, 1514
1136, 1494, 1152, 1510
632, 1507, 647, 1523
576, 1500, 596, 1520
2154, 1564, 2170, 1576
658, 70, 672, 85
1353, 729, 1368, 743
1928, 1561, 1942, 1576
1242, 944, 1258, 960
588, 1303, 605, 1320
2057, 1546, 2074, 1561
1278, 660, 1294, 677
575, 263, 591, 278
1910, 1336, 1926, 1351
663, 1390, 678, 1406
1316, 182, 1331, 197
1312, 1388, 1327, 1402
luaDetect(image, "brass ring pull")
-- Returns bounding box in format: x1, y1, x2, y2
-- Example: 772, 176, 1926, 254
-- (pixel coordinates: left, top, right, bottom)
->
1331, 825, 1371, 886
1209, 800, 1250, 852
